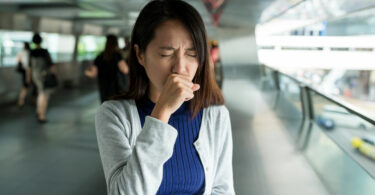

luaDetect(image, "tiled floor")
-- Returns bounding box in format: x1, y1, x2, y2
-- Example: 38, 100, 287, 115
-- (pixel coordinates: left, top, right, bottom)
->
0, 78, 330, 195
0, 87, 106, 195
223, 79, 329, 195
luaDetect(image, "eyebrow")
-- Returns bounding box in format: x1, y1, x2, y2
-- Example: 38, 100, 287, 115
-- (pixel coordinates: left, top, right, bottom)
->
159, 46, 196, 51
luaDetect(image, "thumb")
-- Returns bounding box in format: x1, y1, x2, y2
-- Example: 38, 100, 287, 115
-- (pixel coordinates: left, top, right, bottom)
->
192, 84, 200, 91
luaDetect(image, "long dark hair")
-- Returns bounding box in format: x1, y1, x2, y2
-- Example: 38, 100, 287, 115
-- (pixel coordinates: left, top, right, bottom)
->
116, 0, 224, 117
24, 42, 30, 50
103, 34, 118, 61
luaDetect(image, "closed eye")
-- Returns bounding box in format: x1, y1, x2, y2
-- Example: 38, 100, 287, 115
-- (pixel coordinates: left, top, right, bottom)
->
186, 51, 197, 57
186, 48, 197, 57
160, 54, 173, 57
187, 54, 197, 57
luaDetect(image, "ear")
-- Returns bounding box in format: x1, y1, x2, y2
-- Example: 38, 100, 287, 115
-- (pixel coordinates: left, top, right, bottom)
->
134, 44, 145, 67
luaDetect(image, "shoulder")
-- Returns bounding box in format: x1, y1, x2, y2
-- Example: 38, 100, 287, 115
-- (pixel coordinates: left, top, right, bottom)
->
30, 48, 48, 56
95, 99, 137, 132
94, 53, 104, 61
115, 51, 122, 57
114, 51, 123, 60
205, 104, 230, 121
43, 48, 50, 55
30, 49, 37, 55
18, 50, 25, 56
96, 52, 104, 58
97, 99, 135, 118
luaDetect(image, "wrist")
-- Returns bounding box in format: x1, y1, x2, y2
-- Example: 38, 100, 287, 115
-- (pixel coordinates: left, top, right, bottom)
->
151, 104, 171, 123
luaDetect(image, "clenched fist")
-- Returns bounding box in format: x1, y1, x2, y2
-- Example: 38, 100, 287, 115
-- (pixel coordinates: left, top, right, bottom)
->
151, 74, 200, 123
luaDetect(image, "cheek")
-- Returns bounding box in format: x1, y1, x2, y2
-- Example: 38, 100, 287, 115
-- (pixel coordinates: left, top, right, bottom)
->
188, 61, 199, 80
144, 56, 171, 87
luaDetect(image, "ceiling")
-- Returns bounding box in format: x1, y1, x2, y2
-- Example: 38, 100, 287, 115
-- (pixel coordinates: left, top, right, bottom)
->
0, 0, 278, 37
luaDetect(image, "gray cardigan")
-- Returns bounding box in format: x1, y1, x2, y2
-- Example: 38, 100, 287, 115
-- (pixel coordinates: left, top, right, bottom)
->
95, 99, 235, 195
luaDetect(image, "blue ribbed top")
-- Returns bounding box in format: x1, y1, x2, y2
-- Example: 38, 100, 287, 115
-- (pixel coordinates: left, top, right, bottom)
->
136, 97, 205, 195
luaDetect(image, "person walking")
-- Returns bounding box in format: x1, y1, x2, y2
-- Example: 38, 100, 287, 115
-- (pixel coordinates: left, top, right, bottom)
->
16, 42, 31, 108
30, 33, 56, 123
85, 34, 129, 102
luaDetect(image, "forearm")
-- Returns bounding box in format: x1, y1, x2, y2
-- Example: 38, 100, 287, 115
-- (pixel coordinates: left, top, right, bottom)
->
96, 103, 178, 194
105, 117, 177, 194
151, 104, 172, 124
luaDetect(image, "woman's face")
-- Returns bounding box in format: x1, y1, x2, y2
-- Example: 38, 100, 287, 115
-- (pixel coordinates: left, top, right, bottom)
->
135, 19, 199, 94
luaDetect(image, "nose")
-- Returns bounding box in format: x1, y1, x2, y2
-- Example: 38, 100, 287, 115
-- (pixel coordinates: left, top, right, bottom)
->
172, 49, 187, 75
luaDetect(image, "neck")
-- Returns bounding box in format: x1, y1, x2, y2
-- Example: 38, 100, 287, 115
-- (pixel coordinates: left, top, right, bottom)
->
148, 83, 161, 104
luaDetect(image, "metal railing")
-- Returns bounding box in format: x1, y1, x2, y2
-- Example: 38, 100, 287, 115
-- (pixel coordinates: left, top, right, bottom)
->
260, 64, 375, 190
262, 64, 375, 126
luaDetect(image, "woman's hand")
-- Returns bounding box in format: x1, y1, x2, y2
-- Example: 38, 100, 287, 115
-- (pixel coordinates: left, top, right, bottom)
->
85, 65, 98, 78
151, 74, 200, 123
49, 65, 57, 75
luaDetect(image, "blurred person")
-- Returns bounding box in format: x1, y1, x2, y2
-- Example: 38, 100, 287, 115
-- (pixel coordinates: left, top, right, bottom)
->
95, 0, 234, 194
16, 42, 31, 108
122, 36, 131, 60
210, 40, 220, 66
85, 34, 129, 102
30, 33, 57, 123
210, 40, 223, 88
119, 36, 131, 91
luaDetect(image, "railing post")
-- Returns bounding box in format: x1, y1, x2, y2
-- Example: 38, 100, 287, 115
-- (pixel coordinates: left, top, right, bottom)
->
300, 85, 314, 120
298, 86, 315, 150
306, 87, 314, 120
272, 70, 280, 91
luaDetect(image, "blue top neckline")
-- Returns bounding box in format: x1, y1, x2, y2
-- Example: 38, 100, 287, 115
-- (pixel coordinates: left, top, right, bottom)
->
138, 96, 189, 116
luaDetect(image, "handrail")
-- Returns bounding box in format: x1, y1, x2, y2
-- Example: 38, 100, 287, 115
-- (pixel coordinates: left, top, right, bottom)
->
262, 64, 375, 126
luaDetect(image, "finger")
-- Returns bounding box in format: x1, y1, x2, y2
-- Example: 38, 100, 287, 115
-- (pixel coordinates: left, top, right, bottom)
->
176, 86, 193, 98
183, 90, 194, 101
170, 75, 194, 88
171, 73, 194, 84
180, 85, 194, 95
192, 84, 200, 91
171, 73, 191, 80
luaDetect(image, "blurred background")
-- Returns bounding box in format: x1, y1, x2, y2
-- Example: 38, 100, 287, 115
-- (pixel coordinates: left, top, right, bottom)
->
1, 0, 375, 195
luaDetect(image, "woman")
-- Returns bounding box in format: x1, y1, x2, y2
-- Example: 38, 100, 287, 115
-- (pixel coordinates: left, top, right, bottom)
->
85, 34, 129, 102
30, 33, 56, 123
95, 0, 234, 194
16, 42, 31, 108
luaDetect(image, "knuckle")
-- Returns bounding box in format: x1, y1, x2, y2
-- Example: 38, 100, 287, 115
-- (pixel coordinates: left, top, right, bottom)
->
177, 88, 184, 95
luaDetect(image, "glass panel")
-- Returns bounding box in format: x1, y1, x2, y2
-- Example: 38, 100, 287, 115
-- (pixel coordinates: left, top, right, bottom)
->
279, 74, 303, 115
0, 31, 76, 66
0, 30, 33, 67
118, 37, 125, 49
262, 70, 375, 195
310, 90, 375, 186
261, 66, 276, 91
304, 122, 375, 195
274, 74, 304, 139
77, 35, 105, 61
40, 32, 75, 63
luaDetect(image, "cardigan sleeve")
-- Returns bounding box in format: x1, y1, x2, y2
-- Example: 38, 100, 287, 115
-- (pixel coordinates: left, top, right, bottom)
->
211, 107, 235, 195
95, 101, 178, 195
